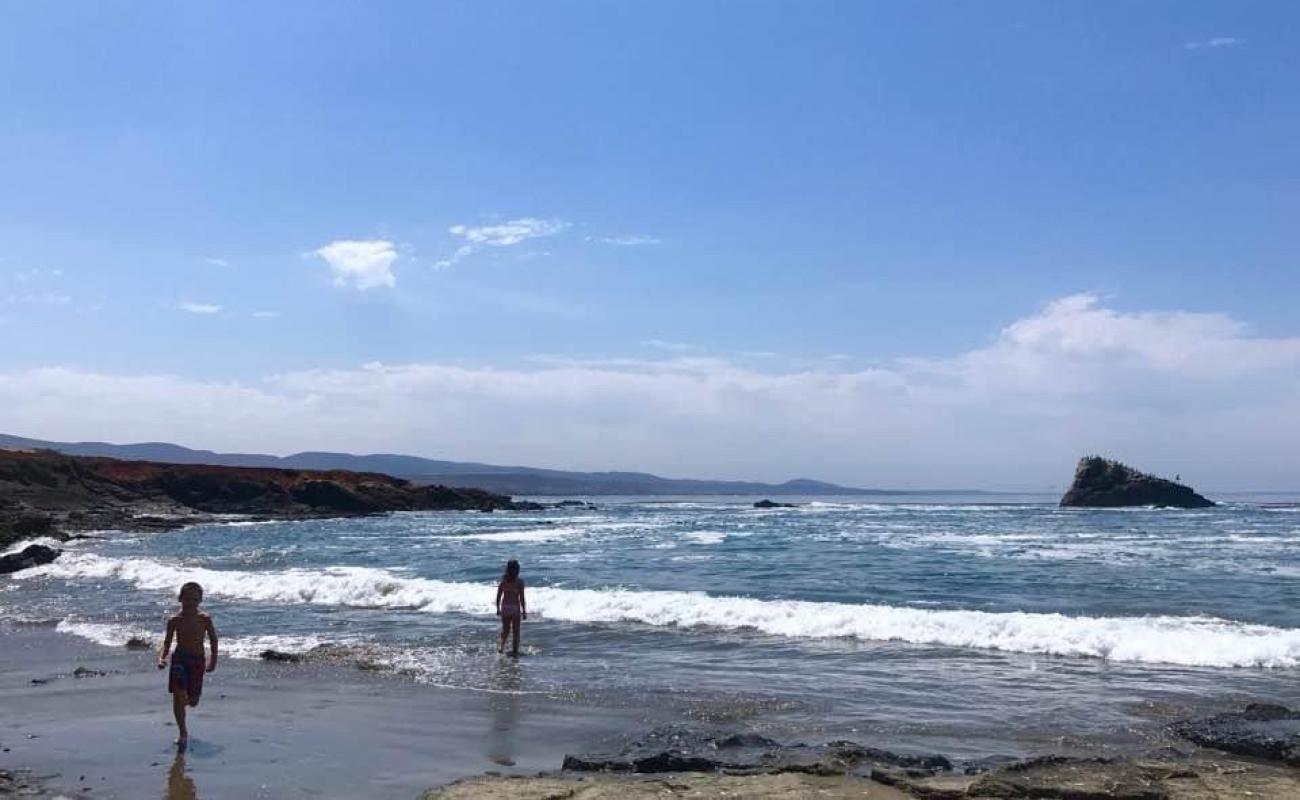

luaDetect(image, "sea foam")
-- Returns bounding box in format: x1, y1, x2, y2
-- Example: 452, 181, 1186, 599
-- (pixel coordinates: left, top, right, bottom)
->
22, 552, 1300, 668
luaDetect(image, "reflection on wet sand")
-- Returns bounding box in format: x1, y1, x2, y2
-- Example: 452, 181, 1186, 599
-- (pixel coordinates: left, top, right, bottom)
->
165, 753, 197, 800
485, 657, 523, 767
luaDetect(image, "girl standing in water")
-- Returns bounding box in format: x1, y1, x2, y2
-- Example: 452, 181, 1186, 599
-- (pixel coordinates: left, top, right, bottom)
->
495, 559, 527, 656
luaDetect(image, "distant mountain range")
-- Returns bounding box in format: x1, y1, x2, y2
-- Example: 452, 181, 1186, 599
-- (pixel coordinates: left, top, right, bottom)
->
0, 433, 940, 497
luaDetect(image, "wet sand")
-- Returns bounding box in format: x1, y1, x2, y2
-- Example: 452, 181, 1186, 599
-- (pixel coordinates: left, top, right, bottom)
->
0, 626, 650, 799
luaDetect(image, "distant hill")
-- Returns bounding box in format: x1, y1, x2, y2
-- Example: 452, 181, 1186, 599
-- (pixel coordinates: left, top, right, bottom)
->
0, 433, 900, 496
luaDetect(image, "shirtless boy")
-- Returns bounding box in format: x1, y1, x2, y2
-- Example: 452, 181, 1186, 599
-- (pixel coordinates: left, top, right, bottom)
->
157, 582, 218, 749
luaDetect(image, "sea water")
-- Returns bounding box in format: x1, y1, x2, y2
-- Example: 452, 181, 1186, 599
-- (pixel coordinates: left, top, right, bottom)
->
4, 494, 1299, 758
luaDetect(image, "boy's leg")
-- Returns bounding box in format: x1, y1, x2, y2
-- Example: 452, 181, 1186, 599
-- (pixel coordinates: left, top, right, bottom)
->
172, 691, 189, 741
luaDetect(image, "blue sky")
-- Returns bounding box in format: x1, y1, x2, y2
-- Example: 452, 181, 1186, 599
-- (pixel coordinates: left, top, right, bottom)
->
1, 2, 1297, 489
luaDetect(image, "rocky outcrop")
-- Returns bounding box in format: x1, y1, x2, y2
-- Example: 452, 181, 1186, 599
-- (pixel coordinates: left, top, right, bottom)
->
1060, 457, 1214, 508
0, 543, 60, 574
559, 726, 951, 777
0, 448, 520, 540
1170, 703, 1300, 766
754, 499, 797, 509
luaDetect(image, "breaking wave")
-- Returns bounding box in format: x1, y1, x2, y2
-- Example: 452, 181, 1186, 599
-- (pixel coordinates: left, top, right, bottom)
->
22, 552, 1300, 668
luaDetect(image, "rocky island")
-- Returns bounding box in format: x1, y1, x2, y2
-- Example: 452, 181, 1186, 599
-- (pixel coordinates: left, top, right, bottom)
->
1060, 456, 1215, 508
0, 448, 519, 562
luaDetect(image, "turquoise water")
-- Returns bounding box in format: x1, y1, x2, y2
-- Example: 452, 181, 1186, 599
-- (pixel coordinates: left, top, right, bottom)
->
4, 494, 1299, 757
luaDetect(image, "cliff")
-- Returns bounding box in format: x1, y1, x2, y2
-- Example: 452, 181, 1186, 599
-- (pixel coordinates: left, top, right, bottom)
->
1059, 456, 1215, 508
0, 448, 515, 550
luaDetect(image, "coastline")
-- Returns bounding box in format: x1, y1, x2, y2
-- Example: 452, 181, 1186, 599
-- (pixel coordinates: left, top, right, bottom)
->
4, 624, 1300, 798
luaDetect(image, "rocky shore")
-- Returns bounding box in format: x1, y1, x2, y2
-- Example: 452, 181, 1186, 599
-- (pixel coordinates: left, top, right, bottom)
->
0, 447, 523, 560
427, 706, 1300, 798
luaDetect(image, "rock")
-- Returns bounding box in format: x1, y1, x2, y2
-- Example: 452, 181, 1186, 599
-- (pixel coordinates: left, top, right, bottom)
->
1060, 457, 1214, 508
72, 667, 108, 678
0, 509, 54, 550
962, 756, 1197, 799
0, 543, 60, 574
124, 637, 153, 650
561, 727, 950, 777
259, 650, 302, 663
753, 499, 796, 509
1170, 703, 1300, 766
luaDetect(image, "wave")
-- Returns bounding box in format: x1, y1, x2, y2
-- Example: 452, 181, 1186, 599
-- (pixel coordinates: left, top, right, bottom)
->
55, 619, 333, 661
21, 552, 1300, 668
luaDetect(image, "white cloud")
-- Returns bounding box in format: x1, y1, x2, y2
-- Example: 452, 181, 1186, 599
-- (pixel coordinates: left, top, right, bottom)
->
179, 301, 222, 314
2, 295, 1297, 490
203, 258, 230, 267
312, 239, 398, 290
436, 217, 569, 268
598, 235, 660, 246
1185, 37, 1245, 50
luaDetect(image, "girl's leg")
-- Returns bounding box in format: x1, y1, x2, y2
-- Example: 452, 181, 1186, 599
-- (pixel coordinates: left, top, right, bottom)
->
498, 617, 509, 653
510, 615, 521, 656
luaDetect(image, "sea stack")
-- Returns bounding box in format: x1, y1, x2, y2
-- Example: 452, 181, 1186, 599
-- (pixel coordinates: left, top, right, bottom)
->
1060, 456, 1215, 508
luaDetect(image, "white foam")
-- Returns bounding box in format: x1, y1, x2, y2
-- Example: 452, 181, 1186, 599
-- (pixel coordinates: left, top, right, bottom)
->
684, 530, 726, 545
458, 525, 588, 542
54, 619, 333, 661
2, 536, 65, 557
24, 552, 1300, 668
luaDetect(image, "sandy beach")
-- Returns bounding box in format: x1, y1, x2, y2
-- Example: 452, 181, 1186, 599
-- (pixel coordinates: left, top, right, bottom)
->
5, 621, 1300, 799
0, 625, 649, 799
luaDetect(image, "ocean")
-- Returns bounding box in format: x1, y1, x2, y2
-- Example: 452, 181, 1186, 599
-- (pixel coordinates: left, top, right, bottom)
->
4, 495, 1299, 759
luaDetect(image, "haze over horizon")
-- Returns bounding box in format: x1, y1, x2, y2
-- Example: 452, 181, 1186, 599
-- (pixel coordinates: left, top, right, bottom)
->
2, 3, 1297, 491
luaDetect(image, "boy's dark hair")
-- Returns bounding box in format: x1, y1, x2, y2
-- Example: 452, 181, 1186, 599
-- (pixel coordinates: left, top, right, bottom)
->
179, 581, 204, 601
503, 560, 520, 580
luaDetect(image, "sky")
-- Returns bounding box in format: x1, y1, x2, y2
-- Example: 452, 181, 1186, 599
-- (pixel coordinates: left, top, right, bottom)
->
1, 2, 1297, 490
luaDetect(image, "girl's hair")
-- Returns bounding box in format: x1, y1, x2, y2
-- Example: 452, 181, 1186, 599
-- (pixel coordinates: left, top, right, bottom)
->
503, 559, 520, 581
179, 581, 204, 601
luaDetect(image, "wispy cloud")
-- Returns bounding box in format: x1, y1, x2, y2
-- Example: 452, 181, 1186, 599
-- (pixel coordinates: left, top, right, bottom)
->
1184, 37, 1245, 50
203, 257, 230, 267
179, 301, 222, 314
435, 217, 569, 269
312, 239, 398, 290
595, 235, 660, 246
641, 339, 698, 352
252, 311, 280, 319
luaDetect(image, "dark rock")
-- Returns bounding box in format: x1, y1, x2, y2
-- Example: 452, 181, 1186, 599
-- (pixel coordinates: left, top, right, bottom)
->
509, 501, 546, 511
753, 499, 796, 509
1170, 703, 1300, 766
1060, 457, 1214, 508
124, 637, 153, 650
72, 667, 108, 678
561, 727, 950, 778
259, 650, 302, 663
0, 543, 60, 574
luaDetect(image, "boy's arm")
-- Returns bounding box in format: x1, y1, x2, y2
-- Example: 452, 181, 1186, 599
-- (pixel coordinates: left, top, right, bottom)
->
205, 616, 219, 671
157, 617, 174, 668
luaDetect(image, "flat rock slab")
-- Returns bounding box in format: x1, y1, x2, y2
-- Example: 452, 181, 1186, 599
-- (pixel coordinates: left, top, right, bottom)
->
1170, 703, 1300, 766
425, 773, 913, 799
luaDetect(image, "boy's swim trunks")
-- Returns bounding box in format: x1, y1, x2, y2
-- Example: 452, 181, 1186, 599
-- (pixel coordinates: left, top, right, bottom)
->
168, 650, 205, 704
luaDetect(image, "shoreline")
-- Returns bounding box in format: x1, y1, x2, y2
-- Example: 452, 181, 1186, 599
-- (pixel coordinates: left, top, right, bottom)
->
0, 625, 653, 799
3, 625, 1299, 798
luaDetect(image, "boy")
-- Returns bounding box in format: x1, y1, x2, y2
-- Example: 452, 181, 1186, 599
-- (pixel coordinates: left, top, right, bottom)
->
157, 582, 218, 749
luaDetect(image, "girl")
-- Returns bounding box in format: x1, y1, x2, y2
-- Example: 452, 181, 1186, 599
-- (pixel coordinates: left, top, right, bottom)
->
495, 559, 527, 656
